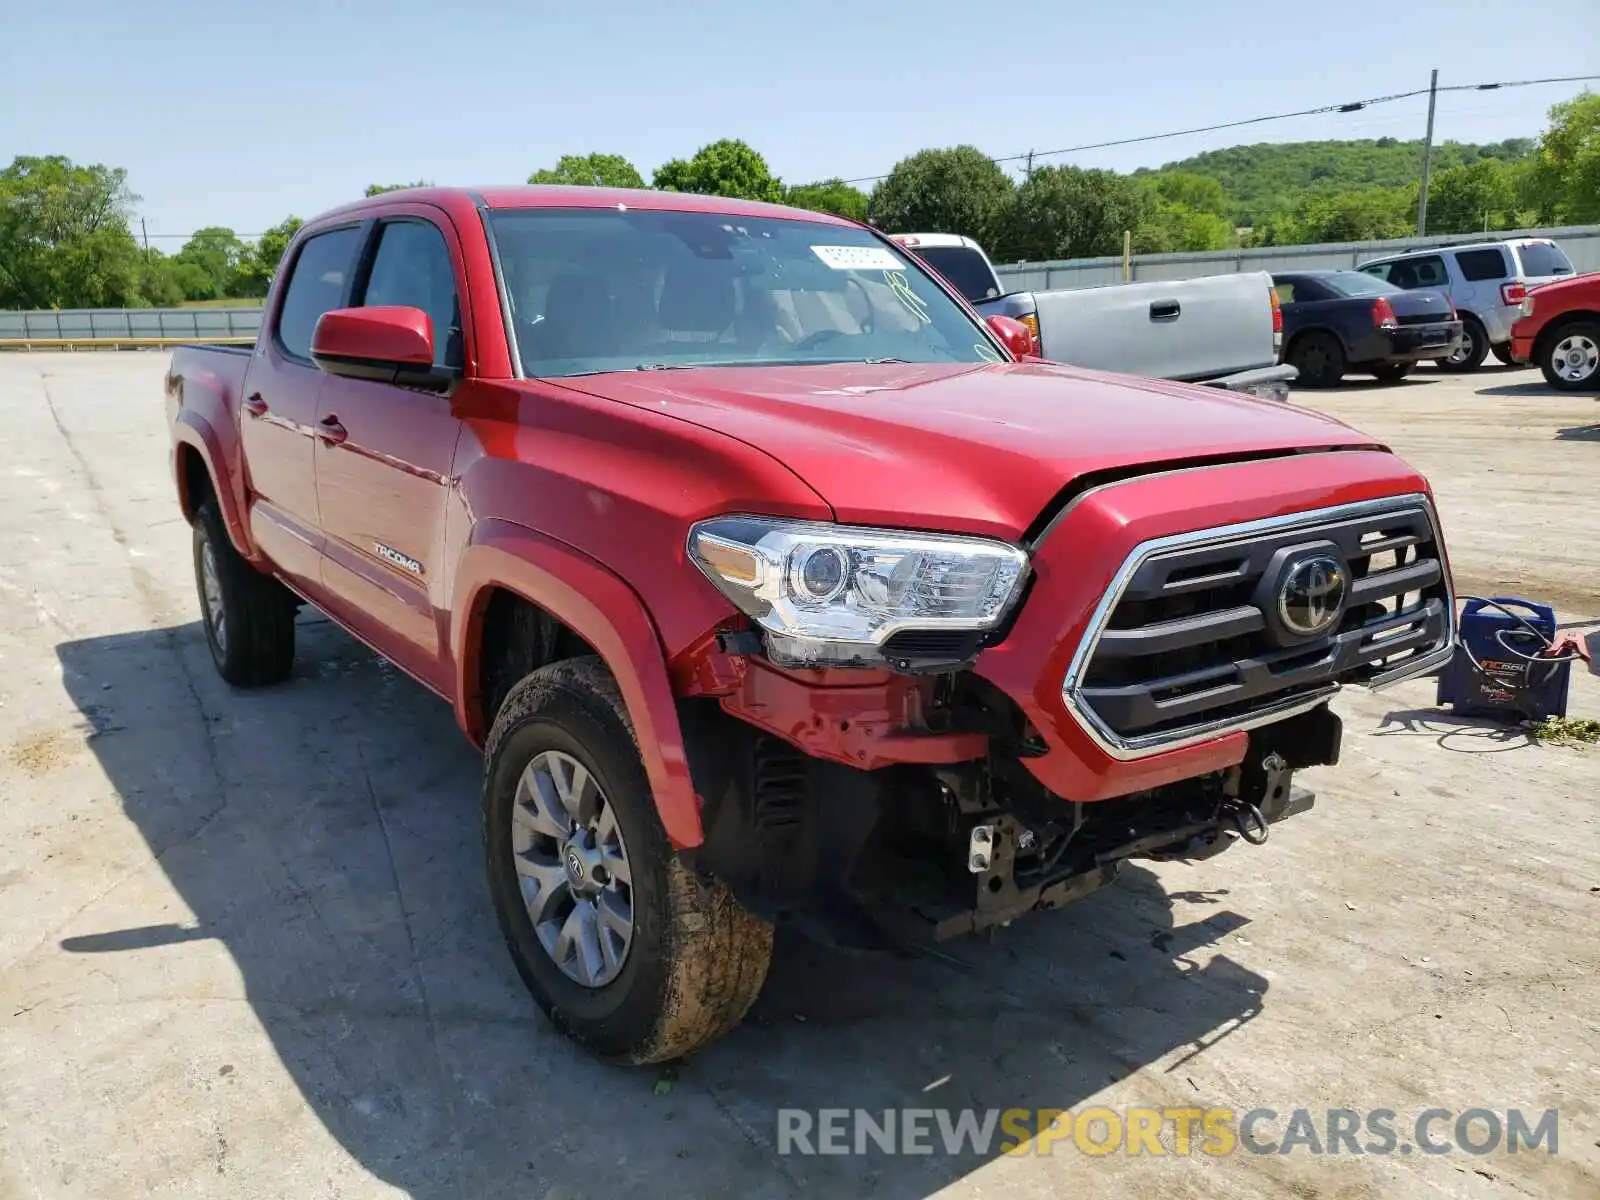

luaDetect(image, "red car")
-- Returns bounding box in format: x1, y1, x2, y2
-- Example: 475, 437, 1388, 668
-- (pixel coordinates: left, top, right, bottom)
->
167, 185, 1456, 1064
1510, 273, 1600, 390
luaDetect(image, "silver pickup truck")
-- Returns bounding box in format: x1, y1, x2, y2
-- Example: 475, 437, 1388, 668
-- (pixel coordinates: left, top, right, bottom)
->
890, 233, 1297, 401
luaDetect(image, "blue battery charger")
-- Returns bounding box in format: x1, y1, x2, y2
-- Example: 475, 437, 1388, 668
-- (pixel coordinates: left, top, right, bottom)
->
1435, 597, 1572, 721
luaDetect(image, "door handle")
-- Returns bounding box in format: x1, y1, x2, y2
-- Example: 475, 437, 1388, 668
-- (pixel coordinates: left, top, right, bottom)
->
316, 415, 348, 446
242, 393, 268, 417
1149, 299, 1181, 321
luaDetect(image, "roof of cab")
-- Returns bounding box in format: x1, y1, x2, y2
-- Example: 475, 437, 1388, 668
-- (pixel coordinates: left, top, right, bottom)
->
320, 184, 860, 227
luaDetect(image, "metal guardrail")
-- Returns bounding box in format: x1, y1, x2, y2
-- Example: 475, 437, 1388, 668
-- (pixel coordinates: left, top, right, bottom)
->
0, 306, 263, 350
0, 336, 256, 350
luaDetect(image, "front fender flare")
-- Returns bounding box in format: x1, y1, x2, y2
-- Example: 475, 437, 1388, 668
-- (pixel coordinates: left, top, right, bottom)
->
452, 519, 702, 849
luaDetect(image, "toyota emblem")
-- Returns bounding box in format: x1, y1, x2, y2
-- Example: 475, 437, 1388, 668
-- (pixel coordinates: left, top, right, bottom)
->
1277, 555, 1347, 637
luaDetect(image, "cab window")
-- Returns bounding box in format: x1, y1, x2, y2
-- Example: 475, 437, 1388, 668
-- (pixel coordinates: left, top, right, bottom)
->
275, 227, 363, 360
358, 220, 463, 368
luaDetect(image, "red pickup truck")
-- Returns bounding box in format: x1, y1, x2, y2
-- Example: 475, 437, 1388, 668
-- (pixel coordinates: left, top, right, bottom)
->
1509, 272, 1600, 391
167, 185, 1457, 1065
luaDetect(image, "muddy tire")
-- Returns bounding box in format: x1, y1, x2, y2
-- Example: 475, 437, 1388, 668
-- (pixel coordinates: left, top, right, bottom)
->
192, 500, 296, 686
484, 656, 772, 1064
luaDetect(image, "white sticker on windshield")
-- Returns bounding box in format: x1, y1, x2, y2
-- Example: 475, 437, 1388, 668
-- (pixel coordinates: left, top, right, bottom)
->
811, 245, 906, 271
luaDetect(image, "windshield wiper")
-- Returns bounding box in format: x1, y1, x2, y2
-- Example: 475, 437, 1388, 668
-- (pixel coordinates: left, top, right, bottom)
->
633, 362, 696, 371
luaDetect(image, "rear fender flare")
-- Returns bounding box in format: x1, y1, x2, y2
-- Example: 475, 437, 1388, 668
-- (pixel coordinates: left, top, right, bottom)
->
172, 411, 255, 560
452, 518, 702, 849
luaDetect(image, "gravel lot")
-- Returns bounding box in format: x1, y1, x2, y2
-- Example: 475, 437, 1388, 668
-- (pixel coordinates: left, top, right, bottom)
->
0, 353, 1596, 1200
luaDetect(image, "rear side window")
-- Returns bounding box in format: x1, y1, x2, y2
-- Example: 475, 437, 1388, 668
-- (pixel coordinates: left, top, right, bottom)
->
913, 245, 1003, 303
359, 220, 463, 368
276, 227, 362, 359
1515, 241, 1573, 277
1359, 262, 1391, 281
1385, 255, 1448, 290
1454, 248, 1509, 282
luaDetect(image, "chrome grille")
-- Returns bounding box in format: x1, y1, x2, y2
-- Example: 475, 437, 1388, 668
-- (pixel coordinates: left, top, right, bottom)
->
1063, 495, 1454, 758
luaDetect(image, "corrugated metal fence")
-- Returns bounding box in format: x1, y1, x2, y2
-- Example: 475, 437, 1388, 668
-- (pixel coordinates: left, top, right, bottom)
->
994, 224, 1600, 291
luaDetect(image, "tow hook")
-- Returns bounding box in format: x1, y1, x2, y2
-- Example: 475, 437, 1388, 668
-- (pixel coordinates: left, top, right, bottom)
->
1227, 800, 1270, 845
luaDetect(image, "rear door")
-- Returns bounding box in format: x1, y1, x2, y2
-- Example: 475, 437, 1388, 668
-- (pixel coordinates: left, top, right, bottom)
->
240, 224, 364, 595
1449, 247, 1513, 335
312, 209, 467, 691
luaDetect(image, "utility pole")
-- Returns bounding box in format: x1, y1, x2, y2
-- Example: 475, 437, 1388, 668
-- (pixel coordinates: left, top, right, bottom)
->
1024, 150, 1035, 179
1416, 68, 1439, 236
140, 218, 150, 252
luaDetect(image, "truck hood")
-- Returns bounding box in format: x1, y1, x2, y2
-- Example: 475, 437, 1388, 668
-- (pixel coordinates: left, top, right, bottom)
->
554, 361, 1382, 539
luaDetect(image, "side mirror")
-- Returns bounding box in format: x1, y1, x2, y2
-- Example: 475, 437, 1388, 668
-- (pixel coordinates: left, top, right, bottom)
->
985, 313, 1038, 359
311, 306, 456, 392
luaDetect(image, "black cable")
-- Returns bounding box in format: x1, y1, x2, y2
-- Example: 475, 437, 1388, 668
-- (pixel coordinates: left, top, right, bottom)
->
1452, 597, 1579, 695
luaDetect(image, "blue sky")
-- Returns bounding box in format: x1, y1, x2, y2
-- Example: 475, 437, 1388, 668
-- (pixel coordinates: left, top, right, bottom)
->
2, 0, 1595, 245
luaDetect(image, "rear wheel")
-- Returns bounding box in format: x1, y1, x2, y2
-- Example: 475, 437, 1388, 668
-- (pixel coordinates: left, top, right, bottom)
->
1490, 341, 1519, 367
192, 500, 296, 686
1539, 320, 1600, 392
1371, 363, 1414, 384
484, 657, 773, 1064
1440, 317, 1488, 371
1287, 331, 1346, 387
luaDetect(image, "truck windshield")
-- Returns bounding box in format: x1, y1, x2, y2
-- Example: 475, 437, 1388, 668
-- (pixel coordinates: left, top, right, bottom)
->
487, 208, 1004, 377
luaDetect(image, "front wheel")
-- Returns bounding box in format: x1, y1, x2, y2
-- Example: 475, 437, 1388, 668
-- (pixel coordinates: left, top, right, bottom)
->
1489, 341, 1519, 367
484, 657, 773, 1064
1539, 321, 1600, 392
1371, 363, 1413, 383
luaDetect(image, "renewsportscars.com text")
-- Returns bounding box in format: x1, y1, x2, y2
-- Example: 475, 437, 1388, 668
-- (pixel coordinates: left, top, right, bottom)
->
776, 1106, 1560, 1158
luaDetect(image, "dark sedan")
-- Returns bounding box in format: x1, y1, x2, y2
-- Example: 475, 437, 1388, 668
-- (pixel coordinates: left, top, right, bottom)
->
1273, 270, 1462, 386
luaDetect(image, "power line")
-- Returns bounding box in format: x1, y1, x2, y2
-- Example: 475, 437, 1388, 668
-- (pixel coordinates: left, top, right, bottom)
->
838, 73, 1600, 185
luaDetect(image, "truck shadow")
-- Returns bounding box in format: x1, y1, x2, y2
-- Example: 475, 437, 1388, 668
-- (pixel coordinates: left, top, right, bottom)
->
55, 620, 1268, 1199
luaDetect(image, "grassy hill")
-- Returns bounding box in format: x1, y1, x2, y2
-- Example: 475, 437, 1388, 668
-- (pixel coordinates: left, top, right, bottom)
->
1134, 137, 1535, 224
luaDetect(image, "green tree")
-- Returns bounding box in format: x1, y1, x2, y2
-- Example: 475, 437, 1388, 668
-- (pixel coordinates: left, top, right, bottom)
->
528, 154, 645, 189
868, 146, 1014, 247
1525, 92, 1600, 224
137, 251, 184, 307
0, 155, 145, 308
1254, 186, 1414, 245
1425, 160, 1521, 234
651, 140, 784, 202
231, 216, 304, 298
364, 181, 432, 196
1001, 165, 1150, 261
172, 226, 248, 300
1148, 170, 1229, 216
785, 179, 869, 221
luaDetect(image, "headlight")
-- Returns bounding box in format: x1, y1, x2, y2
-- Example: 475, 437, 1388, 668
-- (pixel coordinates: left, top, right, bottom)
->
688, 516, 1029, 668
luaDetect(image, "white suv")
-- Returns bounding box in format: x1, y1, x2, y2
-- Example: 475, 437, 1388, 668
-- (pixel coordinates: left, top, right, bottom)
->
1356, 238, 1575, 370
